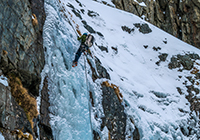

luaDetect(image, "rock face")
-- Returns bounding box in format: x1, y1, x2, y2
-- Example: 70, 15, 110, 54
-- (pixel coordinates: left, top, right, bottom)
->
0, 81, 34, 139
0, 0, 51, 139
111, 0, 200, 48
0, 0, 45, 96
101, 82, 127, 140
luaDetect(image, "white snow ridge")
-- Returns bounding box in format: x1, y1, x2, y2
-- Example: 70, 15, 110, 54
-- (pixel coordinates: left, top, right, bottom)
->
42, 0, 200, 139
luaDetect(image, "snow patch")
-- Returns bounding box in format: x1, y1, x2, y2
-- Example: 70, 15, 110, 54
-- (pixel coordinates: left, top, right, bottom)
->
0, 133, 5, 140
0, 74, 8, 87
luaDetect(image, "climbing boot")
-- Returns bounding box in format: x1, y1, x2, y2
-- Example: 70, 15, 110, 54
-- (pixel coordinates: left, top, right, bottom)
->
72, 61, 78, 67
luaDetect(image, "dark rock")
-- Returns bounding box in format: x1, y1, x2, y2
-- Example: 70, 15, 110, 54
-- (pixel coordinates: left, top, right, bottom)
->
80, 9, 85, 14
163, 38, 167, 44
1, 129, 17, 140
195, 73, 200, 79
133, 126, 140, 140
81, 20, 96, 33
87, 57, 110, 81
93, 130, 101, 140
177, 55, 194, 70
0, 0, 45, 97
97, 45, 108, 53
153, 46, 161, 51
168, 56, 181, 69
87, 59, 98, 81
158, 53, 168, 62
72, 9, 82, 19
101, 83, 127, 140
189, 53, 200, 60
168, 53, 196, 70
89, 91, 95, 107
67, 3, 75, 9
177, 87, 184, 95
163, 40, 167, 44
18, 69, 41, 96
39, 124, 53, 140
96, 31, 104, 37
186, 76, 195, 85
111, 46, 118, 54
0, 83, 15, 131
12, 97, 33, 135
0, 83, 34, 137
185, 84, 200, 137
155, 61, 160, 66
134, 23, 141, 28
121, 26, 134, 34
139, 23, 152, 34
95, 57, 110, 80
143, 45, 148, 49
134, 23, 152, 34
75, 0, 83, 7
39, 77, 53, 140
151, 91, 169, 98
0, 0, 47, 139
156, 53, 168, 66
88, 10, 99, 17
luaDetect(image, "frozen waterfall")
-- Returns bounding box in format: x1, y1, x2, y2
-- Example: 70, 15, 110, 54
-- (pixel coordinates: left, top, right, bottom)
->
42, 0, 93, 139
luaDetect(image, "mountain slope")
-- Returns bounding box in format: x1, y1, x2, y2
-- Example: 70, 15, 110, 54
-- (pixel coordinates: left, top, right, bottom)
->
43, 0, 200, 139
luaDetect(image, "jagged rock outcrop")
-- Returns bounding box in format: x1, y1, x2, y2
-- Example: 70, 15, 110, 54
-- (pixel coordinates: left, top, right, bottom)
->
101, 81, 126, 140
0, 0, 51, 139
0, 0, 45, 96
0, 74, 34, 140
111, 0, 200, 48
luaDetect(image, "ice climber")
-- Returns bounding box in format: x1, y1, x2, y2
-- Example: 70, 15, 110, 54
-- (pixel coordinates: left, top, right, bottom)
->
72, 33, 94, 67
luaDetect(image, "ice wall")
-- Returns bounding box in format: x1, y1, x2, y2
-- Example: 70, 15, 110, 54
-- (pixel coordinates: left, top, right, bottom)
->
43, 0, 92, 139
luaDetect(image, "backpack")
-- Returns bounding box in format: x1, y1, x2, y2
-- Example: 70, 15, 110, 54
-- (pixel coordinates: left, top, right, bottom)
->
85, 34, 94, 47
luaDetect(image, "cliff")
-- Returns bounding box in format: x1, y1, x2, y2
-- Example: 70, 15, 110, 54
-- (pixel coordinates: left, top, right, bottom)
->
111, 0, 200, 48
0, 0, 53, 139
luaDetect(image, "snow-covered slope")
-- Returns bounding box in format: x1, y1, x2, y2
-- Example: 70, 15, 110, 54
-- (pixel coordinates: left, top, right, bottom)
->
42, 0, 200, 139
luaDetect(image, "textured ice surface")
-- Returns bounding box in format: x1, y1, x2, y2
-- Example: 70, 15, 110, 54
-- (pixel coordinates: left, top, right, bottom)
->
43, 0, 92, 139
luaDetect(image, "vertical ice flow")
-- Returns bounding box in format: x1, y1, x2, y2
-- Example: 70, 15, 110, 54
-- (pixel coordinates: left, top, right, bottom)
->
43, 0, 93, 139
